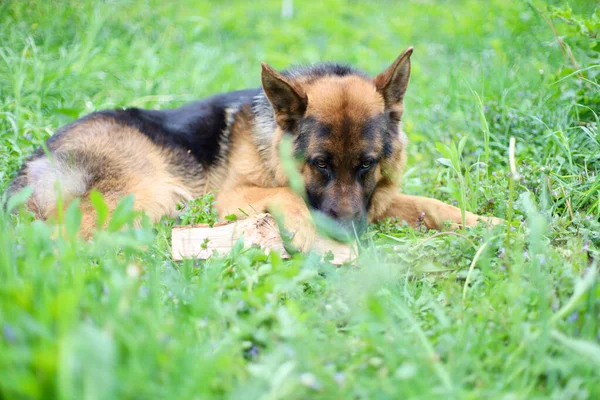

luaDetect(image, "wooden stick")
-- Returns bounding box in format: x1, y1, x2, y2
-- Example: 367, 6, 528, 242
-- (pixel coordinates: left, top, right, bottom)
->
171, 213, 356, 265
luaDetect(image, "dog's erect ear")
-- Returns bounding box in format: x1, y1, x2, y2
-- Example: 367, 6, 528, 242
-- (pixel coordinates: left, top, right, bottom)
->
374, 47, 413, 121
261, 62, 308, 131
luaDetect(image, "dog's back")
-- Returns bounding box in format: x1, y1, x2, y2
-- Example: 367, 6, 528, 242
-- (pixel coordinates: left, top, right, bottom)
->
7, 88, 259, 234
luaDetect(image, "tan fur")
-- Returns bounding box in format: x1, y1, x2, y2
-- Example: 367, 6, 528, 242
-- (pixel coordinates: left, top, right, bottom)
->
373, 194, 503, 229
18, 118, 203, 236
304, 76, 384, 123
211, 109, 316, 250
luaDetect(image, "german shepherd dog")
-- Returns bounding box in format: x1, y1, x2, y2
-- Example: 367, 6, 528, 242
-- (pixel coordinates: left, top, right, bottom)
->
7, 47, 501, 251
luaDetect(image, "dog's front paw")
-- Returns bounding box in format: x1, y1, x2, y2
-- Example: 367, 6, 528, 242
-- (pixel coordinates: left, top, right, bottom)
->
280, 211, 316, 253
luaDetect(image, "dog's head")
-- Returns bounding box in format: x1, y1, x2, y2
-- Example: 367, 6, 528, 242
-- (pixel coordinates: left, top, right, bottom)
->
261, 47, 412, 234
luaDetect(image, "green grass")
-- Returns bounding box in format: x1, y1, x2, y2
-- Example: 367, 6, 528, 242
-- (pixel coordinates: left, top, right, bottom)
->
1, 0, 600, 398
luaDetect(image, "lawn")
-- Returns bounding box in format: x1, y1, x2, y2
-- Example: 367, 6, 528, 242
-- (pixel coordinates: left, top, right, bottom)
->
1, 0, 599, 398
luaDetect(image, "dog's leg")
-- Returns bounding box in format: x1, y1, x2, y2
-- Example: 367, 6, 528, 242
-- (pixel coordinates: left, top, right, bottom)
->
372, 194, 502, 230
215, 186, 315, 252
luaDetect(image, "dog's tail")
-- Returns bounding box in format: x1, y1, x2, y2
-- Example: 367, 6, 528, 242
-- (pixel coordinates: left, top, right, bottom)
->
4, 151, 94, 218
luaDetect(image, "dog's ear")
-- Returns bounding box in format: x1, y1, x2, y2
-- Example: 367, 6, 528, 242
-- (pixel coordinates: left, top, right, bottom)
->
374, 47, 413, 121
261, 62, 307, 131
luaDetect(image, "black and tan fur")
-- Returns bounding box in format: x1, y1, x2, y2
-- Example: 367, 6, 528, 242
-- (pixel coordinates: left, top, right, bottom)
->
7, 47, 501, 250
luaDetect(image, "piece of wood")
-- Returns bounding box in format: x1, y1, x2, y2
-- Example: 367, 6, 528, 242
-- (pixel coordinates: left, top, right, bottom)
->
171, 213, 355, 264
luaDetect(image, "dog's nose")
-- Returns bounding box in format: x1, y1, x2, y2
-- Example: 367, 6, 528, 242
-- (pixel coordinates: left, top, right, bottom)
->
324, 207, 361, 221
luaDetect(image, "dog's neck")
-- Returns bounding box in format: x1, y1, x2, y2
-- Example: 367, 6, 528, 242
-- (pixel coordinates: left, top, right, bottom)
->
250, 90, 278, 159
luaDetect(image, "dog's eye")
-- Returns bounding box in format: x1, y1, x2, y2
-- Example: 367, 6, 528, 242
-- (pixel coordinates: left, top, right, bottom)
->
315, 160, 327, 169
361, 161, 372, 170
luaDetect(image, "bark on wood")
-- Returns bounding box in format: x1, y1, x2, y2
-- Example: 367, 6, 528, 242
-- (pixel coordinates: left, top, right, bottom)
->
171, 213, 355, 265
